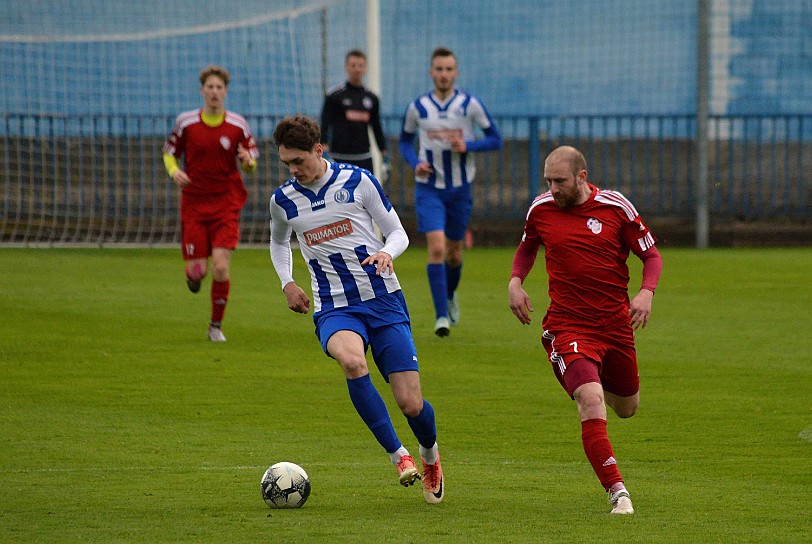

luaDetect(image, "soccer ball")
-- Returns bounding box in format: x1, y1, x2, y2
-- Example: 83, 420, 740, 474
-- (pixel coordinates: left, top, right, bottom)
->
260, 462, 311, 509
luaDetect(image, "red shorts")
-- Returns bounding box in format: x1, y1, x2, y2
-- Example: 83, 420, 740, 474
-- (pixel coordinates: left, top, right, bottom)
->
541, 327, 639, 398
180, 214, 240, 260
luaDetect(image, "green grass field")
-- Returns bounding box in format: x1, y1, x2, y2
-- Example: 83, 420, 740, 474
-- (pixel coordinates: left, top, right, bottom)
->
1, 247, 810, 543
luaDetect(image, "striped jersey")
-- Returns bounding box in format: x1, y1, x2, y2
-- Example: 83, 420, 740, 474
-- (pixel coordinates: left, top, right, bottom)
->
519, 184, 657, 330
269, 161, 408, 315
400, 89, 499, 189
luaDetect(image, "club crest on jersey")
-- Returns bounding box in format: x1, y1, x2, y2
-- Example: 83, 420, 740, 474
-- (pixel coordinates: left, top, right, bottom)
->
587, 217, 603, 234
220, 136, 231, 150
334, 189, 351, 203
303, 218, 353, 246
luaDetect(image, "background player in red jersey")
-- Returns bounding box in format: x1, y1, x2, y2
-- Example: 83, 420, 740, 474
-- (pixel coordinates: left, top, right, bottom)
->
508, 145, 663, 514
163, 65, 259, 342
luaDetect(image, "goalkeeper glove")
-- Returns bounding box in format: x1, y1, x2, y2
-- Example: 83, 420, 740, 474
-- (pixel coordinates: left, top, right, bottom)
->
380, 155, 391, 184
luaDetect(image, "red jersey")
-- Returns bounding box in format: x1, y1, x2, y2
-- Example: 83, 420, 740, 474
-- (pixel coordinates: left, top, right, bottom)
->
517, 184, 656, 331
164, 109, 258, 219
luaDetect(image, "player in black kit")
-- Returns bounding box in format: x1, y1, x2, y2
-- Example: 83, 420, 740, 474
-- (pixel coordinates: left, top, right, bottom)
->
320, 49, 389, 178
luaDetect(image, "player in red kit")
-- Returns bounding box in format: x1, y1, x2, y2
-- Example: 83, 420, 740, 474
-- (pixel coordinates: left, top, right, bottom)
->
163, 65, 259, 342
508, 146, 662, 514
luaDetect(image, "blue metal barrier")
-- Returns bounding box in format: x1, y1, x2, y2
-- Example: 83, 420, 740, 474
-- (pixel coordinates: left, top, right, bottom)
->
2, 113, 810, 246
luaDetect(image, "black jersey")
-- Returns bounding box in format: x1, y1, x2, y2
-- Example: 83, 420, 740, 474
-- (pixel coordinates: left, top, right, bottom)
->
320, 81, 387, 162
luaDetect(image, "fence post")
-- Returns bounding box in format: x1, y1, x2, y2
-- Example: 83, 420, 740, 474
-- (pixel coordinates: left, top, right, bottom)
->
695, 0, 710, 248
528, 117, 540, 201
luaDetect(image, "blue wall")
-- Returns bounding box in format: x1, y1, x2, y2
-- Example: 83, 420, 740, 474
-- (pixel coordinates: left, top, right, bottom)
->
1, 0, 810, 118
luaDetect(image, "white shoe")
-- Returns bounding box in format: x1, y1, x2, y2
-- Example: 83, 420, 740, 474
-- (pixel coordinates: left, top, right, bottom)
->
447, 294, 459, 326
208, 326, 226, 342
434, 317, 450, 337
421, 453, 444, 504
608, 489, 634, 514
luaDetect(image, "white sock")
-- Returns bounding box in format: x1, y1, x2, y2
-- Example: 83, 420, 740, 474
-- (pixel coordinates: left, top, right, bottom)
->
419, 443, 439, 465
389, 446, 410, 465
609, 482, 627, 495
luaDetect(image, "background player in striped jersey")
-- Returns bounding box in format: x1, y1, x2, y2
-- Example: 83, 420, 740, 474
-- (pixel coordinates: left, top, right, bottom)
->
163, 65, 259, 342
508, 146, 663, 514
399, 46, 502, 337
320, 49, 389, 179
269, 115, 444, 504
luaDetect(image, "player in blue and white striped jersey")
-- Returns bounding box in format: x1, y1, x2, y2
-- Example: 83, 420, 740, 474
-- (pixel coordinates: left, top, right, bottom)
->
269, 115, 445, 504
399, 47, 502, 337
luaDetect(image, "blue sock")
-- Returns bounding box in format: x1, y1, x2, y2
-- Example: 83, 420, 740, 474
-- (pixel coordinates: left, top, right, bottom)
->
407, 399, 437, 449
445, 262, 462, 299
346, 375, 400, 453
427, 263, 448, 318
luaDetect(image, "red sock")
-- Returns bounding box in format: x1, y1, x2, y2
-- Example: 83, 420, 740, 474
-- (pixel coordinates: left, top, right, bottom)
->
186, 262, 203, 281
210, 279, 230, 327
581, 418, 624, 490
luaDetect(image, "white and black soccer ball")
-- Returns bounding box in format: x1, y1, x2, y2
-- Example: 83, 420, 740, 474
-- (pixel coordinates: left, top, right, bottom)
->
260, 462, 311, 509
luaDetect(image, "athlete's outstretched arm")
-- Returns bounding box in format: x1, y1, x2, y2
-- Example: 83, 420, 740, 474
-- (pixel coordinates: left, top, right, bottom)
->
629, 245, 663, 330
465, 125, 502, 152
508, 236, 541, 325
269, 201, 310, 314
163, 153, 191, 187
398, 130, 420, 169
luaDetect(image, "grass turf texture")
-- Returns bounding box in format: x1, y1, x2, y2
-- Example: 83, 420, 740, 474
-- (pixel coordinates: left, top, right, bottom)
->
1, 247, 810, 543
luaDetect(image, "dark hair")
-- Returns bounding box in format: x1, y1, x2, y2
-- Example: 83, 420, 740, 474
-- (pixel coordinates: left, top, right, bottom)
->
199, 65, 230, 87
431, 46, 455, 62
345, 49, 367, 63
273, 115, 321, 151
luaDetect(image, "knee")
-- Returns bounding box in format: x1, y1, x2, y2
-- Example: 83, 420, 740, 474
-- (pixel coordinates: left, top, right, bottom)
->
614, 402, 638, 419
575, 390, 607, 420
397, 396, 423, 419
211, 262, 229, 281
446, 246, 463, 267
338, 355, 369, 379
579, 393, 605, 413
427, 246, 445, 263
606, 392, 639, 419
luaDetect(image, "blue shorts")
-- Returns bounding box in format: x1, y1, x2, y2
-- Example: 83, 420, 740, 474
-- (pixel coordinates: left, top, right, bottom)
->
314, 291, 419, 382
414, 183, 473, 241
